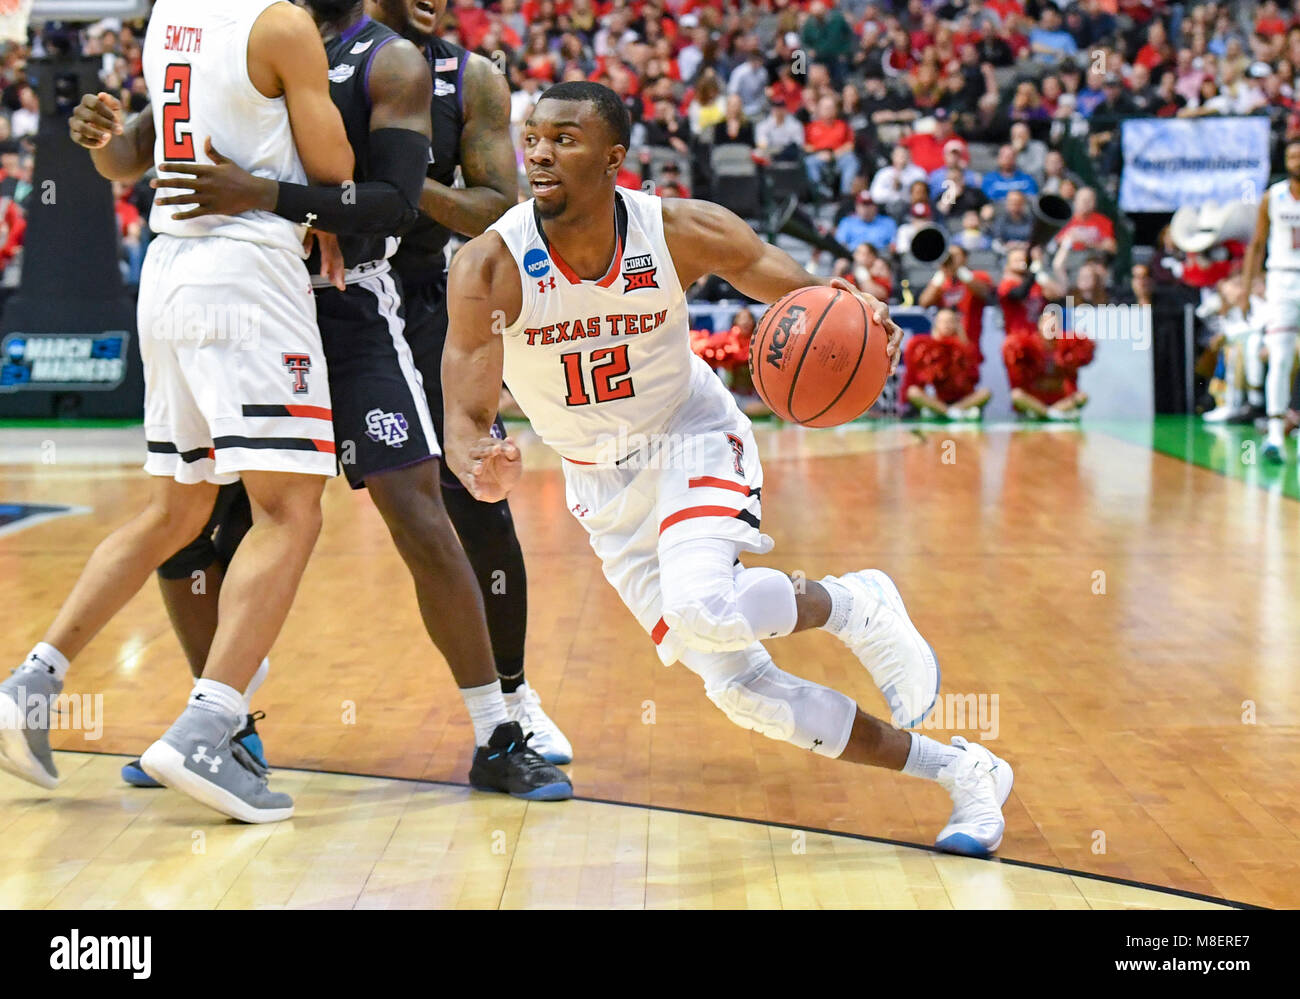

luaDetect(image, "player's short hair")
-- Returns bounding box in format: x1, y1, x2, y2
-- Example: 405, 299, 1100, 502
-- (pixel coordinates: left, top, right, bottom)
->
1287, 137, 1300, 153
537, 81, 632, 148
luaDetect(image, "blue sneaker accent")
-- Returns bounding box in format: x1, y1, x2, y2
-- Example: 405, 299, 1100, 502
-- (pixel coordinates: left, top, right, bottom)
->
236, 731, 266, 769
513, 781, 574, 801
539, 749, 574, 765
934, 831, 993, 858
1263, 442, 1285, 465
121, 758, 162, 788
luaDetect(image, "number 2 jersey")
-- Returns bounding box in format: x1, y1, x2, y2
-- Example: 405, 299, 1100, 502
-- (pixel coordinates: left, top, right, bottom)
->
489, 188, 713, 462
143, 0, 309, 257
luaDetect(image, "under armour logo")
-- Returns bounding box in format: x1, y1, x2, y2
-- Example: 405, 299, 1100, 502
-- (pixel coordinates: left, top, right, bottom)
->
811, 738, 823, 749
191, 746, 222, 773
571, 503, 589, 517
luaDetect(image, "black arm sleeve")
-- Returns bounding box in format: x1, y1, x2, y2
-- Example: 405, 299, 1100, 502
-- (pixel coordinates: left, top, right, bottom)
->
1003, 270, 1037, 302
272, 128, 429, 236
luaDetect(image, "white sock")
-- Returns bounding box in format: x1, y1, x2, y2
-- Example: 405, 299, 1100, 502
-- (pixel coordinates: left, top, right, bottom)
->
901, 732, 963, 781
1268, 416, 1286, 446
189, 678, 244, 723
460, 681, 510, 746
242, 657, 269, 714
734, 567, 798, 640
24, 642, 69, 681
1248, 386, 1264, 408
819, 577, 854, 635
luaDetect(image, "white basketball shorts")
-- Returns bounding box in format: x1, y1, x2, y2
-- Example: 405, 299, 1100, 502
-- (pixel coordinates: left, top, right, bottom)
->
137, 234, 335, 484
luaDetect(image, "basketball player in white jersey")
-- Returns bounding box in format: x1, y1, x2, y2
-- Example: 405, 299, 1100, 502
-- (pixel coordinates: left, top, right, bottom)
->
444, 83, 1015, 856
0, 0, 353, 822
1244, 139, 1300, 464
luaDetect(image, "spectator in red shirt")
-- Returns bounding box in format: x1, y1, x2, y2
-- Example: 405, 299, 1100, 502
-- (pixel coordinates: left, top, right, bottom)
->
1054, 187, 1118, 254
902, 308, 991, 420
901, 108, 961, 174
1134, 19, 1174, 75
917, 245, 994, 363
803, 93, 859, 197
768, 63, 803, 113
998, 243, 1065, 339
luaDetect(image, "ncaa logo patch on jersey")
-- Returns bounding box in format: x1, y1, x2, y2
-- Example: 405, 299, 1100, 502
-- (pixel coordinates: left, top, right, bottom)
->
434, 79, 457, 97
365, 408, 410, 447
623, 253, 658, 292
523, 247, 551, 278
328, 63, 356, 83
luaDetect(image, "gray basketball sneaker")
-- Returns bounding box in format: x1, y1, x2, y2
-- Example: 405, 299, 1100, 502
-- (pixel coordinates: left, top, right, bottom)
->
0, 660, 62, 789
140, 704, 293, 823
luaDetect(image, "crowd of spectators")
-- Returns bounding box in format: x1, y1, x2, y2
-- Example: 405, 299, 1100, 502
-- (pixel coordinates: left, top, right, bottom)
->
6, 2, 1300, 419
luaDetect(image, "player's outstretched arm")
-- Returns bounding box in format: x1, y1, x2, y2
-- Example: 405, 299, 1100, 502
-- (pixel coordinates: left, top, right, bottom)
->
69, 93, 154, 182
444, 232, 523, 502
419, 54, 517, 237
663, 197, 905, 372
251, 2, 353, 186
154, 41, 432, 235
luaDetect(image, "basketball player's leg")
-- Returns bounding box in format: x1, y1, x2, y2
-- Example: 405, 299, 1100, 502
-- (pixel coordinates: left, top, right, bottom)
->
0, 237, 232, 788
318, 275, 569, 797
1262, 273, 1300, 461
125, 484, 267, 788
652, 404, 939, 727
138, 238, 335, 821
565, 459, 1010, 856
407, 272, 572, 762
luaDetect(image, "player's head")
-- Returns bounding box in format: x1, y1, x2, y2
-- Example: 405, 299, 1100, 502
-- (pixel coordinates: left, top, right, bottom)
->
303, 0, 364, 21
1286, 138, 1300, 180
369, 0, 446, 41
526, 82, 630, 220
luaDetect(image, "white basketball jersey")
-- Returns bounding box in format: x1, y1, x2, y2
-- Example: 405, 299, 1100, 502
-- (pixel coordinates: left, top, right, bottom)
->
1266, 181, 1300, 271
490, 189, 705, 462
144, 0, 309, 256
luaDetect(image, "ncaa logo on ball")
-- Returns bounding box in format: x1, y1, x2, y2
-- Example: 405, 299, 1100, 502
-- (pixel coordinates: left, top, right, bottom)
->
765, 305, 806, 370
523, 248, 550, 278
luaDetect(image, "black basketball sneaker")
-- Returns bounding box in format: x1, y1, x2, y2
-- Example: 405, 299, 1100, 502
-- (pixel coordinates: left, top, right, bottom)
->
469, 721, 573, 801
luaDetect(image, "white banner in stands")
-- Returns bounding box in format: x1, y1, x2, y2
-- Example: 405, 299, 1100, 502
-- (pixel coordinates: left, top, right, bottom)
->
1119, 116, 1271, 213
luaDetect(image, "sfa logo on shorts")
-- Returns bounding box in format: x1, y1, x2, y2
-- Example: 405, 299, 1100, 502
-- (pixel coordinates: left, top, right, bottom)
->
0, 332, 128, 392
523, 248, 551, 279
365, 408, 410, 447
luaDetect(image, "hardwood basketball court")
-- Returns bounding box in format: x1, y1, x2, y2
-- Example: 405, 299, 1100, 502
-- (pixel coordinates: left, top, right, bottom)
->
0, 419, 1294, 908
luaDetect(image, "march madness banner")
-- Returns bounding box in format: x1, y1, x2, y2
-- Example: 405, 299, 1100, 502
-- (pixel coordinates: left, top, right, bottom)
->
1119, 116, 1270, 213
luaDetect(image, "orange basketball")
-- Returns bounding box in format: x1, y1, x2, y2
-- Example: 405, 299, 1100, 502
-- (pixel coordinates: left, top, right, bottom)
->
749, 286, 890, 427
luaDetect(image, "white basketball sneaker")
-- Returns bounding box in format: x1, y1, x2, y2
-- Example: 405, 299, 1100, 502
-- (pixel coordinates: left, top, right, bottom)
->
503, 682, 573, 765
934, 736, 1014, 857
822, 570, 940, 728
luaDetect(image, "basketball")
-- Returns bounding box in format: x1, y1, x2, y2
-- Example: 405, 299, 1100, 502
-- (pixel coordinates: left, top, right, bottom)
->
749, 285, 891, 427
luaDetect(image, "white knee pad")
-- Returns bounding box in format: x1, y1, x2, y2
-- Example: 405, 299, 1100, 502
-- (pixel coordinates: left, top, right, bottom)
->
685, 645, 858, 758
660, 540, 755, 653
1265, 331, 1297, 415
734, 566, 798, 640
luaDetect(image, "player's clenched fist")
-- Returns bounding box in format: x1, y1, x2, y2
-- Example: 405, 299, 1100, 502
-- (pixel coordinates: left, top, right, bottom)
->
464, 437, 522, 503
69, 92, 124, 149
